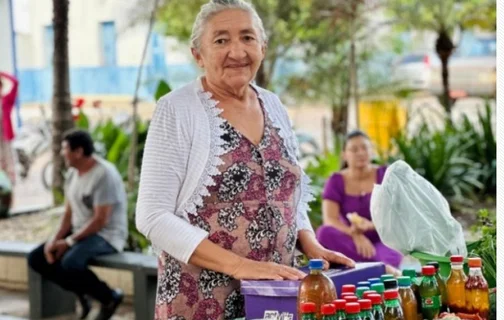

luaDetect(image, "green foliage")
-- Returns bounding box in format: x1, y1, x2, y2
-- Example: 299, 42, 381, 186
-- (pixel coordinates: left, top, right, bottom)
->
304, 139, 342, 229
389, 101, 495, 200
469, 209, 496, 289
154, 79, 172, 101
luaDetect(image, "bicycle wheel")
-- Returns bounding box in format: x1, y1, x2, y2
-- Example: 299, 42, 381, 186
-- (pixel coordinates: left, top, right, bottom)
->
41, 161, 53, 190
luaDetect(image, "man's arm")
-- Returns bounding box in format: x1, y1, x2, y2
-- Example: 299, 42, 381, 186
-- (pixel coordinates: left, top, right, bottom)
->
52, 202, 72, 241
69, 204, 113, 242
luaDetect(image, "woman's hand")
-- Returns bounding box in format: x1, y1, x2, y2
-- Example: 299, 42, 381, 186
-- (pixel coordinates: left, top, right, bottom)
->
230, 257, 306, 281
352, 233, 376, 259
298, 230, 355, 270
347, 213, 374, 233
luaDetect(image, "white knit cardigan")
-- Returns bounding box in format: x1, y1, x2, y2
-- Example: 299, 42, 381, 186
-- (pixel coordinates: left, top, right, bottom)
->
135, 77, 314, 264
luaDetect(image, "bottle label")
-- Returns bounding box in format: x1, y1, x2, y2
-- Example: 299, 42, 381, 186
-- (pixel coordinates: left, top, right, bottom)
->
422, 295, 441, 309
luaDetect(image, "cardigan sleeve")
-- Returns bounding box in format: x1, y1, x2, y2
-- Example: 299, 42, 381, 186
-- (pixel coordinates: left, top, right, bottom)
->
135, 96, 209, 263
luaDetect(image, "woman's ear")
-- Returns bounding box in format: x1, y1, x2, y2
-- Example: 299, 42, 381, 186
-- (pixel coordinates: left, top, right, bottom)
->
191, 48, 205, 68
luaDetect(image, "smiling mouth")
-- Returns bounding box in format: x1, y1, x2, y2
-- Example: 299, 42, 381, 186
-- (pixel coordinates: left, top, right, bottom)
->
226, 63, 249, 68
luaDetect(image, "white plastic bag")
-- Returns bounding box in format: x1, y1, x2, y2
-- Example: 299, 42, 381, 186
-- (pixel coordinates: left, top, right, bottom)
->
370, 160, 467, 257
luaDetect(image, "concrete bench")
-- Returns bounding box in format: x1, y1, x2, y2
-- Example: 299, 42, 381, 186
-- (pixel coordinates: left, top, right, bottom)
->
0, 241, 157, 320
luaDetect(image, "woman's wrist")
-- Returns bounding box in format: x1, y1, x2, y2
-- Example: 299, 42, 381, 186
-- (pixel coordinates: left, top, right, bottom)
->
298, 230, 323, 258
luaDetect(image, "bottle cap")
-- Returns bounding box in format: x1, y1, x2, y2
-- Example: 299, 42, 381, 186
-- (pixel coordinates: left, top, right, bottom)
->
342, 284, 356, 293
368, 294, 382, 305
427, 261, 440, 271
451, 255, 464, 263
468, 257, 482, 268
333, 299, 346, 311
341, 292, 354, 297
356, 286, 370, 297
321, 303, 336, 315
357, 281, 371, 287
383, 279, 398, 290
345, 302, 361, 314
343, 295, 359, 303
368, 278, 381, 285
309, 259, 324, 270
422, 265, 436, 276
358, 299, 372, 310
380, 274, 394, 281
300, 302, 316, 314
402, 269, 417, 278
363, 290, 377, 299
384, 289, 399, 300
370, 283, 385, 294
397, 276, 411, 287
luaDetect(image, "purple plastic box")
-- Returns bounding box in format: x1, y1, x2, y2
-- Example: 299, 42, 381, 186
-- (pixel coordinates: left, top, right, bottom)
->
241, 262, 385, 320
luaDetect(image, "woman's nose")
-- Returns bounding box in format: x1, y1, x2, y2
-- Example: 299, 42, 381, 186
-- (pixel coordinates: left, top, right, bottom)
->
228, 40, 247, 60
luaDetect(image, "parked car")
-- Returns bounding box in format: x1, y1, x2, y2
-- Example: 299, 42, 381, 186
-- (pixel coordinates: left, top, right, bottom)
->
392, 33, 496, 98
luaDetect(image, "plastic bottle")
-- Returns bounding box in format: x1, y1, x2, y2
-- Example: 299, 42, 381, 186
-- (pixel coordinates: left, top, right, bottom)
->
322, 303, 337, 320
419, 266, 441, 320
371, 283, 385, 298
301, 302, 318, 320
426, 261, 448, 312
383, 290, 404, 320
446, 255, 467, 313
402, 269, 422, 317
383, 279, 399, 291
298, 259, 337, 319
342, 284, 357, 294
356, 287, 371, 299
358, 281, 372, 288
363, 290, 378, 299
358, 299, 375, 320
345, 302, 363, 320
465, 257, 489, 319
368, 294, 385, 320
344, 295, 360, 303
333, 299, 347, 320
397, 276, 417, 320
381, 274, 394, 282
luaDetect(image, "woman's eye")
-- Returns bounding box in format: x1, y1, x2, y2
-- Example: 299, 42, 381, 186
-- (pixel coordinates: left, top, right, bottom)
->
215, 39, 228, 44
243, 36, 255, 41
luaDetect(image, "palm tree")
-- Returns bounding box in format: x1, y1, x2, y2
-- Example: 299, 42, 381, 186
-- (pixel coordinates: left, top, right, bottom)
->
51, 0, 74, 202
387, 0, 496, 114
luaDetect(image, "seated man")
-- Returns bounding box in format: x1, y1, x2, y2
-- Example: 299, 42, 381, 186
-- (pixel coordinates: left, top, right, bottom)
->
28, 129, 128, 320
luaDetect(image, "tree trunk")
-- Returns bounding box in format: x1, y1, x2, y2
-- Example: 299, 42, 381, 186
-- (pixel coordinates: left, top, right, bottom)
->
435, 30, 455, 115
51, 0, 73, 203
331, 104, 348, 137
128, 0, 159, 191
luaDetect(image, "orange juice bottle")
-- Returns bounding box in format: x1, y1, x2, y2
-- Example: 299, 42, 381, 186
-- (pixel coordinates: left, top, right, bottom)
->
446, 255, 467, 313
465, 257, 489, 319
398, 276, 418, 320
298, 259, 337, 319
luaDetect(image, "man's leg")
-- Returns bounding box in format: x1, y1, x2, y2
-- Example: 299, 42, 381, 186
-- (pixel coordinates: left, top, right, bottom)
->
58, 235, 118, 304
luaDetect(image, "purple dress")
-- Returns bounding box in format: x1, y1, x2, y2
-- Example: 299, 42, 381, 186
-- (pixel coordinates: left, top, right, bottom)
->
315, 166, 402, 267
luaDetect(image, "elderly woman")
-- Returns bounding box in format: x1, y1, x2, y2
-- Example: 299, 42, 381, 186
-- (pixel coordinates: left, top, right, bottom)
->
135, 0, 353, 319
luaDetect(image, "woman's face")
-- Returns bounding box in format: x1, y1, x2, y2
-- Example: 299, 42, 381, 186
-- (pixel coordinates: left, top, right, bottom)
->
343, 136, 373, 169
192, 9, 265, 90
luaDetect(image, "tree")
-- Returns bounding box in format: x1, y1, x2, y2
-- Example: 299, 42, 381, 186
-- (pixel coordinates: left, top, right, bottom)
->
386, 0, 496, 114
51, 0, 74, 202
154, 0, 319, 89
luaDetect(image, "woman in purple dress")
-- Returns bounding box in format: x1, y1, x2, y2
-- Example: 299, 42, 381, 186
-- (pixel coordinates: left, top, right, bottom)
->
316, 130, 402, 275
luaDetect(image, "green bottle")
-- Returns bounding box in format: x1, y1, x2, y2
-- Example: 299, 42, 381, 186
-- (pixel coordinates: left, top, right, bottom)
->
368, 294, 385, 320
333, 299, 347, 320
345, 302, 363, 320
358, 299, 375, 320
383, 290, 404, 320
426, 261, 448, 313
356, 286, 370, 298
321, 303, 337, 320
419, 266, 441, 320
301, 302, 317, 320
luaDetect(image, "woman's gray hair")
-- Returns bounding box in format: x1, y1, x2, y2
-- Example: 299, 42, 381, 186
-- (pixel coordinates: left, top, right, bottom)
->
190, 0, 268, 51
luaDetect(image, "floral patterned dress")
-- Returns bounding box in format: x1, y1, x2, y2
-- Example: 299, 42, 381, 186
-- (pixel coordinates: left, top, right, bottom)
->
154, 103, 302, 320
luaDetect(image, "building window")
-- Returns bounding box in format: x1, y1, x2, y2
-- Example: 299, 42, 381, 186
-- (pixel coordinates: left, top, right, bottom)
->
100, 21, 117, 66
44, 25, 54, 67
